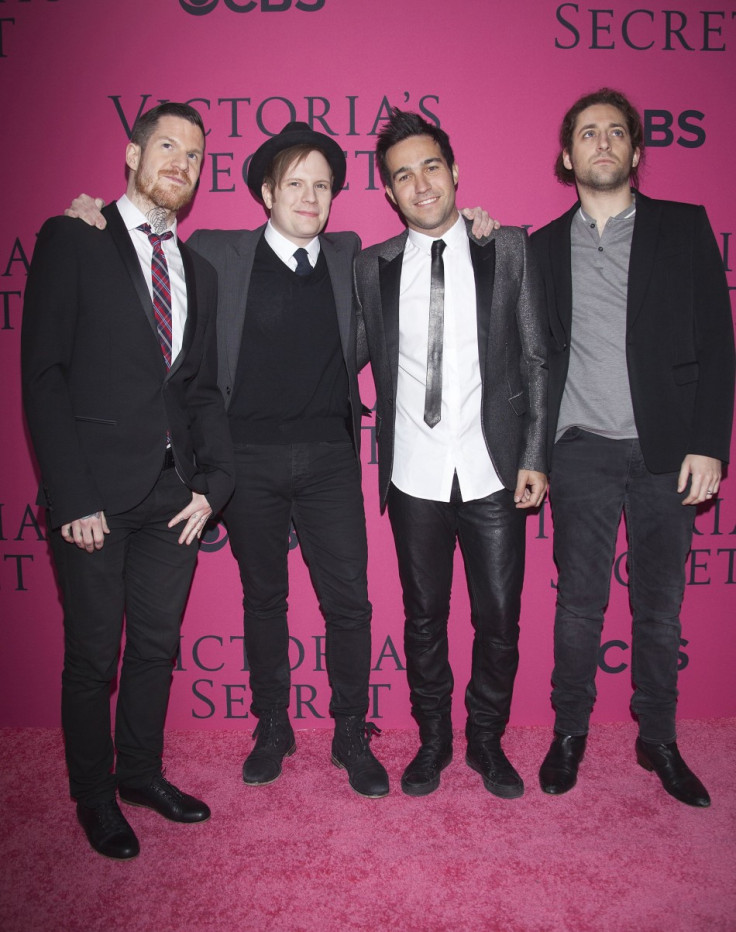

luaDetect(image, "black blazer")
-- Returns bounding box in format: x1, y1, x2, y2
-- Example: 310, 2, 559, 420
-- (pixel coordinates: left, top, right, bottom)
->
21, 203, 234, 529
354, 219, 548, 511
531, 191, 735, 473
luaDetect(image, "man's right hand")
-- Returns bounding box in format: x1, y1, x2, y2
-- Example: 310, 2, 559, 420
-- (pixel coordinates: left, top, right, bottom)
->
65, 194, 107, 229
62, 512, 110, 552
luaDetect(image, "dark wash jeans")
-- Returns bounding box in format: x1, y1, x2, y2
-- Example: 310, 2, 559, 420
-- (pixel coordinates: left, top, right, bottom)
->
387, 480, 526, 744
224, 441, 371, 719
550, 428, 695, 744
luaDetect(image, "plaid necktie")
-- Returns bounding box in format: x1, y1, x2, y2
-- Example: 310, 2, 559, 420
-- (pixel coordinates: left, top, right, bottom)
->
138, 223, 175, 368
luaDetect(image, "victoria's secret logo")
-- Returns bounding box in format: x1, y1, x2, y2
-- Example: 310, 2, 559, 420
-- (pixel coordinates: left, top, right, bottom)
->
179, 0, 325, 14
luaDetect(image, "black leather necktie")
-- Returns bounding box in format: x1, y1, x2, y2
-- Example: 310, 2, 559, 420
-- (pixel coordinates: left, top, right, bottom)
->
424, 238, 446, 428
293, 247, 312, 276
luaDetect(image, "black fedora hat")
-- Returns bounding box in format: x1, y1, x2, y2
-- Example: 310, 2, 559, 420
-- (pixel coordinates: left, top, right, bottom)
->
247, 121, 346, 203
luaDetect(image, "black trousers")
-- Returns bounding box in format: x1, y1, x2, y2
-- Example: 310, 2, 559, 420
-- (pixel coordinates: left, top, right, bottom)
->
49, 467, 198, 807
387, 481, 526, 744
224, 441, 372, 719
550, 429, 695, 743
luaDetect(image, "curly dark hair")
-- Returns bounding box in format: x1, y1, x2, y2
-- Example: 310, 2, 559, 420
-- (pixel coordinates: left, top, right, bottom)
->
555, 88, 644, 187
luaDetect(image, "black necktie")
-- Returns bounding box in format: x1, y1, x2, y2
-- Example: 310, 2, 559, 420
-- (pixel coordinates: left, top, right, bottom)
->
293, 248, 312, 276
424, 238, 446, 428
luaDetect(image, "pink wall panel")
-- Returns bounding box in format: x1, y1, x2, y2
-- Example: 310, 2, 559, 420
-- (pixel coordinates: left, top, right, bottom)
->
1, 0, 734, 730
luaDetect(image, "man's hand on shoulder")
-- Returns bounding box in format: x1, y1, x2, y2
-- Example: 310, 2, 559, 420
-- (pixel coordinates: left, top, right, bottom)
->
678, 454, 722, 505
64, 194, 107, 229
62, 512, 110, 552
461, 206, 500, 239
514, 470, 548, 509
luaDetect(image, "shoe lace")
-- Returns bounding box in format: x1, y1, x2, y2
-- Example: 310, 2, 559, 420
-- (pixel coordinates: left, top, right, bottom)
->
154, 770, 185, 802
341, 717, 382, 760
95, 800, 130, 832
252, 710, 289, 748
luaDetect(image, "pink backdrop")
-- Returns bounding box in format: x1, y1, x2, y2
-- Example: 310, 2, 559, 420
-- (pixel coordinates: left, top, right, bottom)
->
1, 0, 734, 731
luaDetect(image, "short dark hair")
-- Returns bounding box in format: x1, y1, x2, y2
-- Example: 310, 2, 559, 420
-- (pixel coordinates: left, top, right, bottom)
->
130, 102, 206, 153
262, 144, 333, 197
375, 108, 455, 188
555, 87, 644, 187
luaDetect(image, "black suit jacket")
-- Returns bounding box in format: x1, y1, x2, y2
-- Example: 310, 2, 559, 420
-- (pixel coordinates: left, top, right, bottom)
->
186, 225, 366, 460
21, 203, 234, 529
354, 219, 548, 511
531, 191, 735, 473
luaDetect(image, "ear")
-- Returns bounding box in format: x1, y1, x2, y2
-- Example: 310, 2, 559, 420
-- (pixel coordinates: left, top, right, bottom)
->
451, 163, 459, 186
632, 148, 641, 167
126, 142, 141, 173
385, 185, 397, 206
562, 149, 573, 171
262, 183, 274, 209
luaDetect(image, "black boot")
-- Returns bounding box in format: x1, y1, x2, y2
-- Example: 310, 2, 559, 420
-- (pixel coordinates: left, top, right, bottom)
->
466, 734, 524, 799
636, 738, 710, 807
242, 708, 296, 786
539, 733, 587, 795
331, 716, 389, 798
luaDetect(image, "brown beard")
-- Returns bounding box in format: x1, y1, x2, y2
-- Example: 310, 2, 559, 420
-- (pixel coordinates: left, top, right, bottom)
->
134, 170, 195, 212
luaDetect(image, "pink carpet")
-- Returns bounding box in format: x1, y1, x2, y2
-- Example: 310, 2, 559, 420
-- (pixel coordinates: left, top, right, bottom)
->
1, 720, 734, 931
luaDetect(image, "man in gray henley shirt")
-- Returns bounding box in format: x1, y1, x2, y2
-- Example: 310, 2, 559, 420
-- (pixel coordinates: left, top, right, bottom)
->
531, 87, 734, 808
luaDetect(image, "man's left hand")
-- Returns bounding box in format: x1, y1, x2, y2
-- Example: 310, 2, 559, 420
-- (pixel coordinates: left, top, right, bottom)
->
168, 492, 213, 545
678, 454, 722, 505
514, 470, 548, 509
461, 206, 500, 239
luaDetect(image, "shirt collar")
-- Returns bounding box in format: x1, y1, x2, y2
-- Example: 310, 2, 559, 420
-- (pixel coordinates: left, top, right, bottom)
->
117, 194, 178, 238
578, 191, 637, 227
406, 212, 465, 255
265, 220, 321, 267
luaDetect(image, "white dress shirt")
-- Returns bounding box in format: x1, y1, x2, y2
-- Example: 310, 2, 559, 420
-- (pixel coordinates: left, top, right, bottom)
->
392, 215, 503, 502
117, 194, 187, 363
264, 220, 321, 270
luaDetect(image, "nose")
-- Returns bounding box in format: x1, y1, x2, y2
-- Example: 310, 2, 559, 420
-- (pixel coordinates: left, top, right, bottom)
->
597, 132, 611, 150
414, 172, 431, 194
302, 186, 317, 202
171, 148, 189, 172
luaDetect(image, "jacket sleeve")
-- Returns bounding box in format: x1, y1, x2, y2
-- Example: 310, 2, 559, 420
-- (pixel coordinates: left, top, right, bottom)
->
21, 218, 105, 526
688, 206, 735, 462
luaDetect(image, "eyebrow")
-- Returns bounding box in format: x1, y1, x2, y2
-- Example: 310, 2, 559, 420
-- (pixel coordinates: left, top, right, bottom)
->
577, 122, 626, 134
391, 157, 443, 181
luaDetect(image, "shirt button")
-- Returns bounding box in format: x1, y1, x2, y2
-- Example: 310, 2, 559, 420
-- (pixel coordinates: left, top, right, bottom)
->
598, 246, 603, 252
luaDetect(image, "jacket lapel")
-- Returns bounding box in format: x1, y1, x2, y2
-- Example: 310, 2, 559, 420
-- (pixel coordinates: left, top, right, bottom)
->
627, 192, 661, 331
105, 203, 159, 340
469, 237, 496, 373
170, 241, 198, 377
322, 236, 351, 359
379, 247, 404, 392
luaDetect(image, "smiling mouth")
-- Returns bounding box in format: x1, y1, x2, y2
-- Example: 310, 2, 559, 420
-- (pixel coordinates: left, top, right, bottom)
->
415, 195, 439, 207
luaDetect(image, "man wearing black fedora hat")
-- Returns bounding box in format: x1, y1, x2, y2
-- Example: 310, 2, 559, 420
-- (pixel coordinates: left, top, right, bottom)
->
188, 122, 389, 798
66, 121, 492, 799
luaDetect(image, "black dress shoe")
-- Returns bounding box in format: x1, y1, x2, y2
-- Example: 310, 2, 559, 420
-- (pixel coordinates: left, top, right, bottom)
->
635, 738, 711, 808
77, 800, 140, 860
401, 744, 453, 797
119, 774, 211, 822
332, 716, 389, 798
466, 737, 524, 799
539, 733, 587, 795
242, 709, 296, 786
